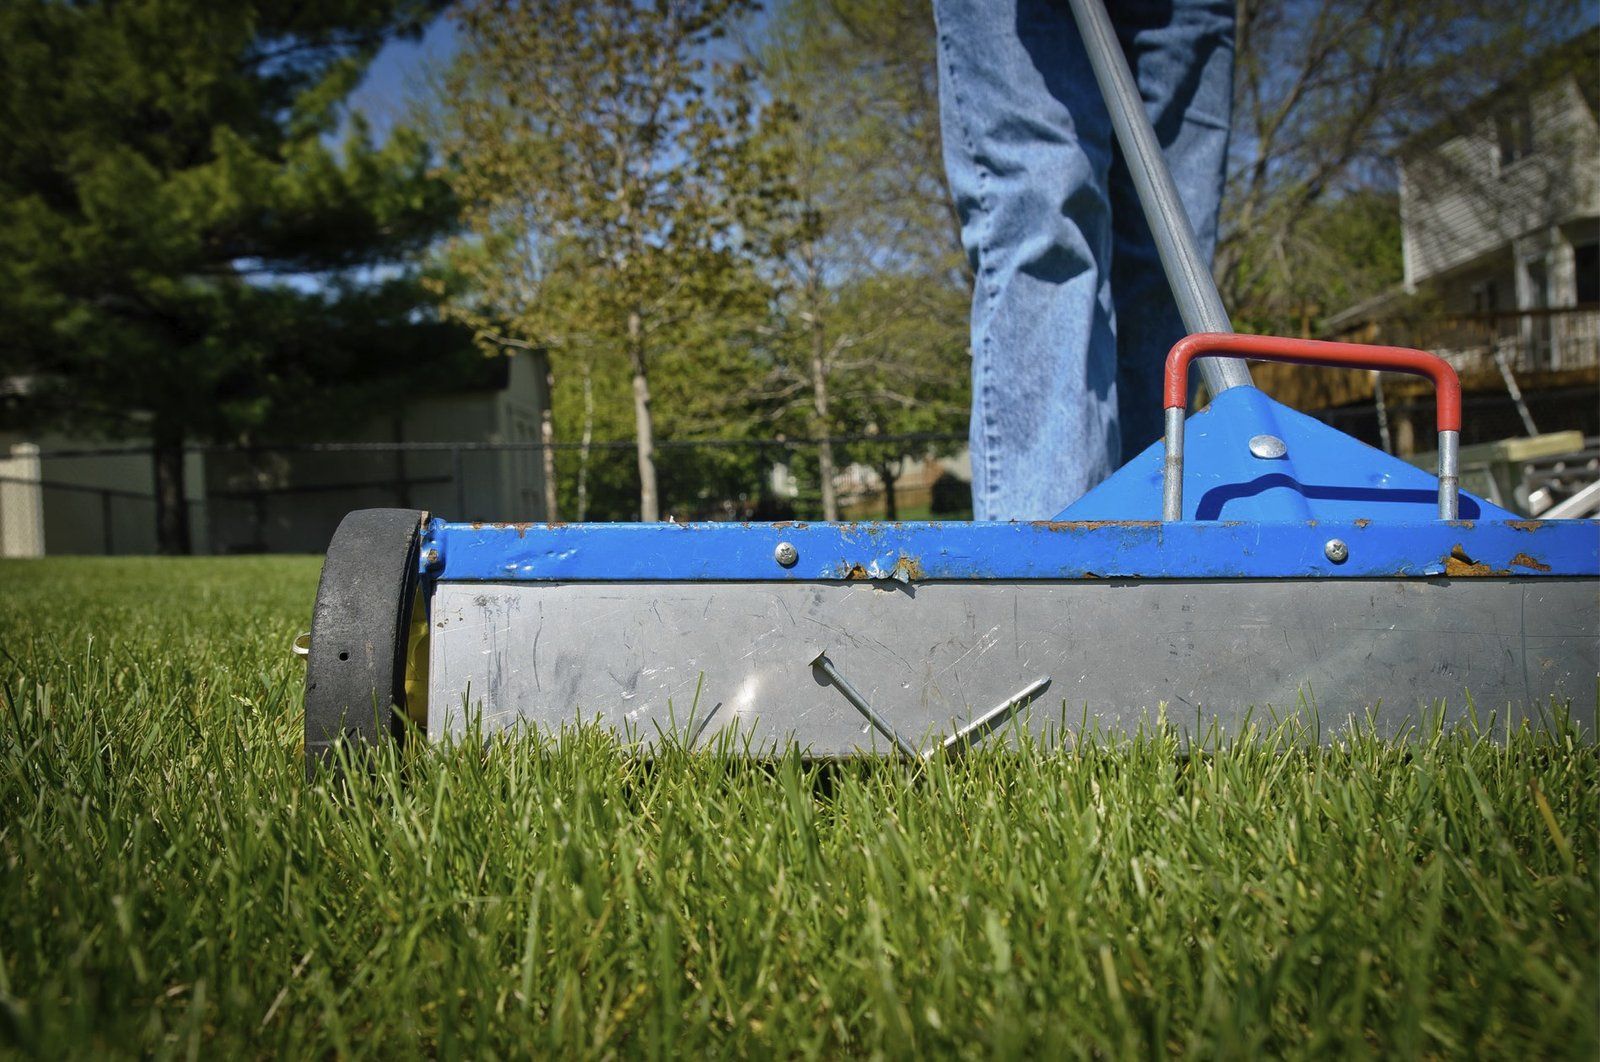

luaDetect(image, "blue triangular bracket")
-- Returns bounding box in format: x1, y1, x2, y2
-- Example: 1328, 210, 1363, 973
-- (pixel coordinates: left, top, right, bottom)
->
1059, 386, 1511, 522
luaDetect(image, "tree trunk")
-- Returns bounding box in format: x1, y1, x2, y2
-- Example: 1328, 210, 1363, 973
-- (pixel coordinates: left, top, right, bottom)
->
247, 444, 267, 553
577, 361, 594, 522
1395, 412, 1416, 457
808, 314, 839, 521
532, 353, 559, 521
878, 460, 898, 521
152, 429, 191, 556
628, 310, 660, 521
540, 404, 560, 522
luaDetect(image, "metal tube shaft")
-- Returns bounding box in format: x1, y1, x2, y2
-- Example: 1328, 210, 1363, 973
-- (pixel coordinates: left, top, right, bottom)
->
942, 676, 1052, 753
1437, 430, 1460, 520
811, 652, 920, 758
1162, 406, 1185, 521
1064, 0, 1251, 396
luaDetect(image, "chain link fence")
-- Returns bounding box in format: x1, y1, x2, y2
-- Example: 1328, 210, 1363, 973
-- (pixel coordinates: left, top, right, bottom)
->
0, 434, 972, 556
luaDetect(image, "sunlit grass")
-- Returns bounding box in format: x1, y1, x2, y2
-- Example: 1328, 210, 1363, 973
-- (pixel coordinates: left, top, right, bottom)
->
0, 557, 1595, 1057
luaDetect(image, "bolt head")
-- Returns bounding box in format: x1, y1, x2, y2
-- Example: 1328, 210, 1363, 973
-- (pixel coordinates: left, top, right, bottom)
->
1324, 538, 1349, 564
1248, 434, 1287, 459
773, 541, 799, 568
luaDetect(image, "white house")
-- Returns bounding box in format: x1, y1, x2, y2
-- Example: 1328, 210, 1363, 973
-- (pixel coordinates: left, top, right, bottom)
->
1314, 32, 1599, 456
1395, 32, 1599, 372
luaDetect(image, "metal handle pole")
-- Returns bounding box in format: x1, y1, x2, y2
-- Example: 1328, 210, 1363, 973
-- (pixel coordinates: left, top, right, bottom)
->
1160, 333, 1464, 520
1064, 0, 1252, 397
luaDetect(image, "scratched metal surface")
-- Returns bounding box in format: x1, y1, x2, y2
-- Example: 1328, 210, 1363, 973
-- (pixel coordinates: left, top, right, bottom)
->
426, 579, 1596, 751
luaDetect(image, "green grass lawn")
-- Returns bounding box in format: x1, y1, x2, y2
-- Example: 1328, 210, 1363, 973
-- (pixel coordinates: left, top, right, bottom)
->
0, 558, 1595, 1057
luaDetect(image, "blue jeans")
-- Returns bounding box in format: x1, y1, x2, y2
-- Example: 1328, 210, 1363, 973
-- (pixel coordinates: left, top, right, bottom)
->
933, 0, 1234, 519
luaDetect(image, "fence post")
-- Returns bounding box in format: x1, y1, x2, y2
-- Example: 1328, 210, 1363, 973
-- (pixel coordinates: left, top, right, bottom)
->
0, 444, 45, 558
453, 446, 466, 516
102, 490, 115, 555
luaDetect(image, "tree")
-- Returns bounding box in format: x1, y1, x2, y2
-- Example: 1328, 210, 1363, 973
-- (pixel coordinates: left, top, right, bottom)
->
1220, 0, 1590, 333
1228, 189, 1404, 336
755, 0, 968, 520
436, 0, 773, 521
821, 273, 969, 519
0, 0, 460, 553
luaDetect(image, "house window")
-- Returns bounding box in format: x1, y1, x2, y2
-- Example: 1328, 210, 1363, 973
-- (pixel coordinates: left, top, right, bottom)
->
1496, 97, 1534, 169
1576, 243, 1599, 306
1470, 280, 1498, 314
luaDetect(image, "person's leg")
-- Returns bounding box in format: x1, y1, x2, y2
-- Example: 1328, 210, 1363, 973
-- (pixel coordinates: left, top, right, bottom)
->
933, 0, 1118, 521
1108, 0, 1235, 457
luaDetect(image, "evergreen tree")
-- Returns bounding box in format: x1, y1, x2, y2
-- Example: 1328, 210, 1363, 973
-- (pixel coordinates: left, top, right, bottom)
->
0, 0, 460, 553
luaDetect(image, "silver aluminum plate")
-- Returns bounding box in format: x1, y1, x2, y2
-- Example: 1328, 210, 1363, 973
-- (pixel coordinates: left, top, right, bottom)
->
427, 579, 1597, 752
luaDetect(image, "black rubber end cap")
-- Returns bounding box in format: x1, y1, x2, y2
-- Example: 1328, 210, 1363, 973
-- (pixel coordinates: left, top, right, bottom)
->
304, 509, 424, 780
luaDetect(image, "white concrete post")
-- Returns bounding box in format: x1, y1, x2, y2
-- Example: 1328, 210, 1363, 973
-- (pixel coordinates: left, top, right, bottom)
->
0, 444, 45, 557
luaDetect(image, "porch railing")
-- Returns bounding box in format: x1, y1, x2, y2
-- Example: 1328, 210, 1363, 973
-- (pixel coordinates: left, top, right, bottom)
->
1366, 306, 1599, 377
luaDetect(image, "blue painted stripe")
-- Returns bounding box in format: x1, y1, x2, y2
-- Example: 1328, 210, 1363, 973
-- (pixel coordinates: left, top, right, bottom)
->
422, 518, 1599, 581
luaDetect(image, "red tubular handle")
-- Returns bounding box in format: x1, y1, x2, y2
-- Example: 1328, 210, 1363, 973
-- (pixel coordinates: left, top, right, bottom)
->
1164, 333, 1462, 433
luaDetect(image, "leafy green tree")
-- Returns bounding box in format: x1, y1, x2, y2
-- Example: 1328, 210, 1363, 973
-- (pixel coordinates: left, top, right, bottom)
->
0, 0, 461, 553
437, 0, 774, 521
1228, 190, 1404, 336
825, 275, 968, 519
755, 0, 968, 520
525, 286, 774, 521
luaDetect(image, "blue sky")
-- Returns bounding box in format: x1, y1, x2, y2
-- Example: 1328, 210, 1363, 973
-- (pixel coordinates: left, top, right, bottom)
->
346, 15, 460, 140
344, 5, 776, 139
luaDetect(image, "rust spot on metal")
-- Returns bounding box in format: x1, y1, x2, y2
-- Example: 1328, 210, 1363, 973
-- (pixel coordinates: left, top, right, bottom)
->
471, 521, 485, 530
1445, 545, 1500, 577
1509, 552, 1551, 572
832, 552, 924, 581
490, 521, 538, 538
895, 553, 926, 581
1028, 520, 1161, 531
1354, 518, 1371, 528
1507, 520, 1542, 532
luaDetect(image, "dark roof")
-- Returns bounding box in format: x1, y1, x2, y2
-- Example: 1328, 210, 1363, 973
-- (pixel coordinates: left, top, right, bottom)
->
443, 350, 514, 395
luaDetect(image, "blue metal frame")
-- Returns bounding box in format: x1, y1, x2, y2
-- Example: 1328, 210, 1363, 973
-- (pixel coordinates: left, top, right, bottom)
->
416, 389, 1598, 584
421, 517, 1598, 582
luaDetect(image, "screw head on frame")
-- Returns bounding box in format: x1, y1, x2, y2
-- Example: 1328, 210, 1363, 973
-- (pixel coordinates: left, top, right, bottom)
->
1248, 434, 1287, 459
